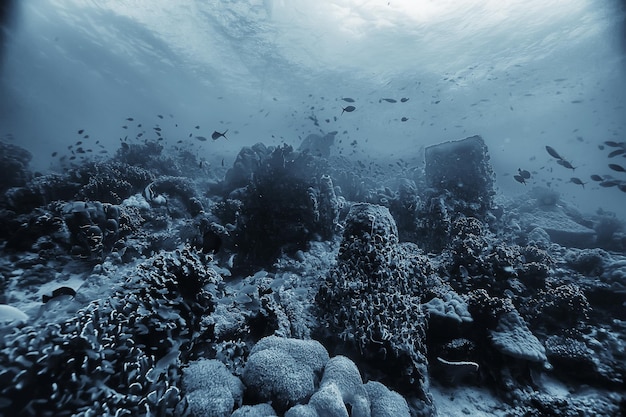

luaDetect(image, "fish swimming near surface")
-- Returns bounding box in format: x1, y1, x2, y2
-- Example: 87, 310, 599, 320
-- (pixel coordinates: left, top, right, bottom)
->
381, 98, 397, 103
608, 149, 626, 158
78, 129, 84, 135
157, 114, 163, 119
608, 163, 626, 172
212, 130, 228, 140
341, 98, 355, 103
514, 174, 526, 185
195, 136, 208, 142
401, 117, 409, 122
570, 177, 586, 188
599, 180, 620, 187
557, 159, 576, 170
518, 169, 531, 179
51, 152, 57, 157
341, 106, 356, 115
42, 286, 76, 303
400, 98, 409, 102
126, 117, 134, 121
590, 174, 603, 182
545, 145, 563, 160
604, 140, 624, 147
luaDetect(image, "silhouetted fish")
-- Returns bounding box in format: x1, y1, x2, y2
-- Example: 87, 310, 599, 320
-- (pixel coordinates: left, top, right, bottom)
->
590, 174, 603, 182
514, 175, 526, 185
195, 125, 200, 129
400, 98, 409, 102
153, 127, 161, 131
604, 141, 623, 147
42, 286, 76, 303
195, 136, 207, 141
557, 159, 576, 170
157, 114, 163, 119
545, 145, 563, 160
341, 98, 355, 102
212, 130, 228, 140
608, 149, 626, 158
609, 163, 625, 172
78, 129, 84, 134
401, 117, 408, 122
599, 180, 620, 187
518, 169, 531, 179
381, 98, 397, 103
341, 106, 356, 115
126, 117, 134, 121
51, 152, 57, 157
570, 177, 585, 188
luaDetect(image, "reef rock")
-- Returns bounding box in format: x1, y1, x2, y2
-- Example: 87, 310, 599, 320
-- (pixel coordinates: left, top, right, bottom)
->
298, 131, 337, 158
424, 135, 495, 217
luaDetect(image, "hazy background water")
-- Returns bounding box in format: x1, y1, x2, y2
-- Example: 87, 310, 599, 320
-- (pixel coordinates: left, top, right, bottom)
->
1, 0, 625, 216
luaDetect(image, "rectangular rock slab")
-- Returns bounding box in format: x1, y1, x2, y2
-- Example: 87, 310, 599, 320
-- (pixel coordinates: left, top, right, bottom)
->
424, 135, 495, 207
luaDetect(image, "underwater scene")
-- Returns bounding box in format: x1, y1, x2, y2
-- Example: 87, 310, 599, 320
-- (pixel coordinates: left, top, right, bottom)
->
1, 1, 626, 416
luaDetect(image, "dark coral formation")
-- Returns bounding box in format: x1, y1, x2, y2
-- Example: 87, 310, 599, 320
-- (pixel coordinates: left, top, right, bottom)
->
0, 141, 32, 194
220, 144, 338, 271
316, 203, 432, 404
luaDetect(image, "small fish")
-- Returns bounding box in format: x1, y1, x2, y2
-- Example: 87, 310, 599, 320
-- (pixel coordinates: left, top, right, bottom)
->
76, 141, 82, 145
212, 130, 228, 140
590, 174, 603, 182
608, 163, 626, 172
153, 127, 162, 131
157, 114, 163, 119
570, 177, 585, 188
514, 175, 526, 185
83, 135, 89, 139
78, 129, 84, 134
545, 145, 563, 160
195, 125, 200, 129
126, 117, 134, 121
51, 152, 57, 157
598, 145, 605, 150
557, 159, 576, 170
195, 136, 208, 141
42, 286, 76, 303
599, 180, 620, 187
221, 158, 224, 167
518, 169, 531, 179
122, 125, 128, 129
401, 117, 408, 122
608, 149, 626, 158
400, 97, 409, 102
341, 98, 355, 103
381, 98, 397, 103
604, 141, 623, 147
341, 106, 356, 115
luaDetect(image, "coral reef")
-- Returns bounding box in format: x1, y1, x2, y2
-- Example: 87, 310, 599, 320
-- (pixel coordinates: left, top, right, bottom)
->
316, 203, 432, 405
0, 246, 218, 417
224, 144, 337, 271
0, 141, 32, 193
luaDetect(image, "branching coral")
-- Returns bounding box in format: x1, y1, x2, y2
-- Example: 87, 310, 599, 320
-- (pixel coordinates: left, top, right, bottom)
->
0, 246, 218, 417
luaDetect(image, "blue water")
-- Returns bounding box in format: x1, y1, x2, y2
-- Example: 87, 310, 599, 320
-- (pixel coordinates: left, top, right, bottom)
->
1, 0, 625, 216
